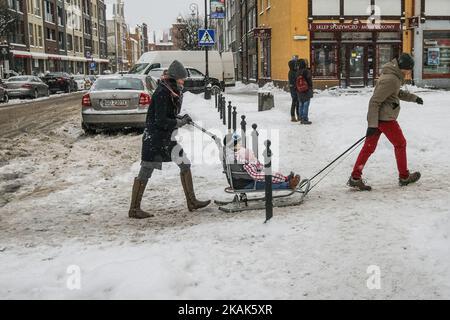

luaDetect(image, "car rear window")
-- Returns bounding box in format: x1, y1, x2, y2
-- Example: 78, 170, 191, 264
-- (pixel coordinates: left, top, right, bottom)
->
93, 78, 145, 91
7, 76, 32, 82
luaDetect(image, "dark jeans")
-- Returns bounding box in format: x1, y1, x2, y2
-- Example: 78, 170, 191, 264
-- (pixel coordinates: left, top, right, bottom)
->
298, 100, 311, 121
290, 89, 299, 118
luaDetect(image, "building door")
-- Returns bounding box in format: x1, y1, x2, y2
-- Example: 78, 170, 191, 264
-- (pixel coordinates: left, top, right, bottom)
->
348, 45, 366, 87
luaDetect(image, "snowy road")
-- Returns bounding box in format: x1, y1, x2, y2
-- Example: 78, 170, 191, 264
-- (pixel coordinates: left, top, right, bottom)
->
0, 84, 449, 299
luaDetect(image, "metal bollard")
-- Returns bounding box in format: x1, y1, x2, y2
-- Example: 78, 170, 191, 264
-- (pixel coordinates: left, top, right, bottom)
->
240, 115, 247, 148
215, 90, 218, 109
251, 123, 259, 160
232, 107, 237, 133
222, 98, 226, 126
227, 101, 232, 132
218, 94, 222, 112
263, 140, 273, 223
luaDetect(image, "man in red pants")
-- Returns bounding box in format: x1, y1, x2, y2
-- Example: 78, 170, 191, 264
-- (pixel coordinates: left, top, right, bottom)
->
348, 53, 424, 191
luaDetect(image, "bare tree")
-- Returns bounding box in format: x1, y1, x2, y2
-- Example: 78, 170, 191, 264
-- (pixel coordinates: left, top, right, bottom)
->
0, 0, 18, 37
174, 15, 203, 51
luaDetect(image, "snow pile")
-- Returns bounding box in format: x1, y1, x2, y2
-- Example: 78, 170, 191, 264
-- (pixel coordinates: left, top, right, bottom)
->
1, 84, 449, 299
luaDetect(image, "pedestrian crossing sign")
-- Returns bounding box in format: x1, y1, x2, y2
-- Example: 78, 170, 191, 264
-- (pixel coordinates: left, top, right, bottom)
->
198, 29, 215, 46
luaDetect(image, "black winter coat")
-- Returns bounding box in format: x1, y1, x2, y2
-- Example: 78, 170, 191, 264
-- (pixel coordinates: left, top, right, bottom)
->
141, 79, 184, 163
288, 60, 298, 97
296, 68, 314, 103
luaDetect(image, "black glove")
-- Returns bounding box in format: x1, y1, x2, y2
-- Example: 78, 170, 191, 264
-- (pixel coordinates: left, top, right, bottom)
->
182, 114, 193, 124
366, 127, 380, 137
416, 97, 424, 105
176, 115, 191, 128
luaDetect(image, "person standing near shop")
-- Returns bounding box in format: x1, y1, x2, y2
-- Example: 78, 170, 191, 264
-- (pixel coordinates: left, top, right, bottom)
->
288, 58, 300, 122
296, 59, 314, 125
348, 53, 424, 191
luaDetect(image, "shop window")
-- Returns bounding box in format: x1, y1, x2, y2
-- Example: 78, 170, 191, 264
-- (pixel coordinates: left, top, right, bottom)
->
377, 32, 401, 41
377, 44, 399, 75
423, 31, 450, 77
312, 0, 340, 16
312, 32, 336, 41
342, 32, 373, 41
312, 44, 338, 78
260, 38, 271, 79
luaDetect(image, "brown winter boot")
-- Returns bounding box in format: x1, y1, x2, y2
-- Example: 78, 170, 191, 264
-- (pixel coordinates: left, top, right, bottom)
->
180, 169, 211, 212
399, 172, 421, 186
289, 175, 301, 190
291, 116, 299, 122
347, 177, 372, 191
129, 178, 154, 219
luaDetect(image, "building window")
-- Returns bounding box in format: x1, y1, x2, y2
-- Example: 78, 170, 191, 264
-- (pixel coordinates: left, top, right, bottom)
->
312, 0, 340, 16
374, 0, 401, 16
46, 28, 56, 41
343, 0, 371, 16
29, 23, 35, 47
311, 44, 338, 78
260, 38, 271, 78
424, 0, 450, 16
37, 26, 43, 47
423, 31, 450, 78
67, 34, 73, 51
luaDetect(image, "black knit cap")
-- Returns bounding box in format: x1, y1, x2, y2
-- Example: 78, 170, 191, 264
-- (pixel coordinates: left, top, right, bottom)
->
397, 53, 415, 70
168, 60, 188, 80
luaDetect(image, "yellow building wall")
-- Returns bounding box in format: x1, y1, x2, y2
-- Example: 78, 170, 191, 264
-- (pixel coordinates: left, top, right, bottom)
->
403, 0, 414, 54
259, 0, 310, 84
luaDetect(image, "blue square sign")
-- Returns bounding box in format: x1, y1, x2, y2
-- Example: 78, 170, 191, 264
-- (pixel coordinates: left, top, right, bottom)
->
198, 29, 215, 46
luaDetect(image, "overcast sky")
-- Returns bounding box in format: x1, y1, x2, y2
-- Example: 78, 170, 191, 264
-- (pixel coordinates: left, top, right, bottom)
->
105, 0, 206, 32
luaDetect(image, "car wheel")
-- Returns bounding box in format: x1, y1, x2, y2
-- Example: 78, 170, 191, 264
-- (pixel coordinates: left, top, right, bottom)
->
2, 93, 8, 104
66, 85, 71, 94
74, 83, 79, 92
33, 89, 39, 99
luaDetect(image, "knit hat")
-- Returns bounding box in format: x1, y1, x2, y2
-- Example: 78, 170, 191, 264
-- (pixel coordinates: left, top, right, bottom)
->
397, 53, 415, 70
168, 60, 188, 80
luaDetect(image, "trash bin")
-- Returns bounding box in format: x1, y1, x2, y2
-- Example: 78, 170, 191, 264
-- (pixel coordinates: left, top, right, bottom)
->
258, 90, 274, 112
204, 83, 212, 100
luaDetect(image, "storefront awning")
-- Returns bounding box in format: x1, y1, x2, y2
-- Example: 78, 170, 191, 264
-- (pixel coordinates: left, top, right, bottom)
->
11, 50, 32, 59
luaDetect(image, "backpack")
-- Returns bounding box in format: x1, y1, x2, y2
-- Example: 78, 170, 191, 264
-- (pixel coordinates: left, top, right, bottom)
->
296, 74, 309, 93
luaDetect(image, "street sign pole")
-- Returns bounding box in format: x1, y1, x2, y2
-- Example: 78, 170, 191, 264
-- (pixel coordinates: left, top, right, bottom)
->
204, 0, 209, 80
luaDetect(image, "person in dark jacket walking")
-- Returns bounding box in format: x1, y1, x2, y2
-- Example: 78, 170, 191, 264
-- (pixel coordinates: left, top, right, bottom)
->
348, 53, 423, 191
129, 60, 211, 219
296, 59, 314, 125
288, 59, 300, 122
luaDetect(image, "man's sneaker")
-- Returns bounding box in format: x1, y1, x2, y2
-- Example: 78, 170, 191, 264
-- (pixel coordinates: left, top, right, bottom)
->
347, 177, 372, 191
399, 172, 421, 186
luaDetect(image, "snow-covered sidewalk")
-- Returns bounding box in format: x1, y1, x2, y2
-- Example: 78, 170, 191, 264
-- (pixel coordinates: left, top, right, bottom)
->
0, 83, 449, 299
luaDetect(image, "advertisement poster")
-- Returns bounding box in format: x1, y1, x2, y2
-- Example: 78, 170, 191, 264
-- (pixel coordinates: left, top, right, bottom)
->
428, 47, 440, 66
211, 0, 225, 19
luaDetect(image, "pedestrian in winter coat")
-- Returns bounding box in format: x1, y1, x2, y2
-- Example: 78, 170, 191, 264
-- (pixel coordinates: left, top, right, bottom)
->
296, 59, 314, 125
288, 59, 300, 122
128, 60, 211, 219
348, 53, 424, 191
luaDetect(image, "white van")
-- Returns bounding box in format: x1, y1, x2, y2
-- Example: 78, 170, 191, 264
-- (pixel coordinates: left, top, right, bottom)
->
129, 50, 235, 87
221, 51, 236, 87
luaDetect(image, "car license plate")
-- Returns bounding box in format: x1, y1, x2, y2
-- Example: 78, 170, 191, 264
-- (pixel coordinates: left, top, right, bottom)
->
103, 99, 128, 107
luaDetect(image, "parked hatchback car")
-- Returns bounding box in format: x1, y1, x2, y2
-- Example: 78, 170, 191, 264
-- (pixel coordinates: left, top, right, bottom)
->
0, 79, 9, 103
81, 74, 157, 133
4, 76, 49, 99
42, 72, 76, 94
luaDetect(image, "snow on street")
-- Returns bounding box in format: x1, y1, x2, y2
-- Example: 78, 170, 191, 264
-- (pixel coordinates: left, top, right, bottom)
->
0, 83, 449, 299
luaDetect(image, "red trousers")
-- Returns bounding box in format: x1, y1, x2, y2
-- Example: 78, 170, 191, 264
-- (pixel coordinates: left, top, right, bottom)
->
352, 120, 409, 180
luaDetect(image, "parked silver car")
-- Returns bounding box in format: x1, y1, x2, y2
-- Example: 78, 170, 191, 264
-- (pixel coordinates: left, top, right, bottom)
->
0, 79, 9, 103
81, 74, 157, 133
5, 76, 50, 99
